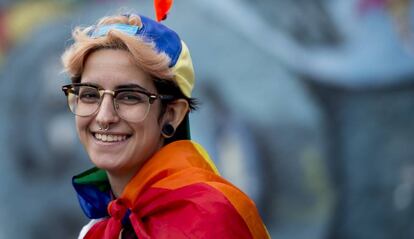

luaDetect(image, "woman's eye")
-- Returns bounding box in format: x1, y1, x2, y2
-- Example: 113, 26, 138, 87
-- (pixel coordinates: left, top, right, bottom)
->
79, 89, 100, 103
117, 92, 146, 104
80, 93, 98, 98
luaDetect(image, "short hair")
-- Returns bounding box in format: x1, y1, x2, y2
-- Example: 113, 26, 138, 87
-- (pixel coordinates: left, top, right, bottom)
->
62, 14, 173, 83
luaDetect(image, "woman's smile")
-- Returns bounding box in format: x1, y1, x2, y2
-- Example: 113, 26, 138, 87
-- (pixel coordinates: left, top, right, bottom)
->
89, 130, 132, 151
91, 131, 131, 143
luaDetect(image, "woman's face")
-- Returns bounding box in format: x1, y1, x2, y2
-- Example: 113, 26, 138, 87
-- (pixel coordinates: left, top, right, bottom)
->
76, 49, 164, 176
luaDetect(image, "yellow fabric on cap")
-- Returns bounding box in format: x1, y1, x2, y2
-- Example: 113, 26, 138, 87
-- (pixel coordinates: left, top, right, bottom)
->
172, 41, 194, 98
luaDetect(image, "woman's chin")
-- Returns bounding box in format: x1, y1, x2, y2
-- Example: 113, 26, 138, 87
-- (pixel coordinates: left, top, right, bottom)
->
88, 152, 127, 171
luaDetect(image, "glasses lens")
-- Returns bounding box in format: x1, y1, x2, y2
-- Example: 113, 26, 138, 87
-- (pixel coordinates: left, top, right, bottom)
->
67, 86, 100, 117
115, 90, 151, 122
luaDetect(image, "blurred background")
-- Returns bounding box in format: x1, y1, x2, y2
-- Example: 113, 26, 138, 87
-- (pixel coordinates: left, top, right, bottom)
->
0, 0, 414, 238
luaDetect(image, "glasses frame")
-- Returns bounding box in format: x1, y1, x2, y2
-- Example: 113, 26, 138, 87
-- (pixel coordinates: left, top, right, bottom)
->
61, 82, 175, 121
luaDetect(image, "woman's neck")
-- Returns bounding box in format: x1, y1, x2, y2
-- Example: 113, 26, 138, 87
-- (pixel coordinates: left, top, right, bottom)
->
106, 168, 139, 198
107, 139, 165, 198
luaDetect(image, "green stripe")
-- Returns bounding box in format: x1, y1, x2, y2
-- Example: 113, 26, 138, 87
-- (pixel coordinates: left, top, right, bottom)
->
73, 167, 110, 192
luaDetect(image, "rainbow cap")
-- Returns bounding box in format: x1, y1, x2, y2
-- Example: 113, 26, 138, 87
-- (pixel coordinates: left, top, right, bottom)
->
90, 15, 195, 98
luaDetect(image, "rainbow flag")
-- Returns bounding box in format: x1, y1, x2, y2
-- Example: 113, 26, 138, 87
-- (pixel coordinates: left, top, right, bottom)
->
73, 140, 270, 238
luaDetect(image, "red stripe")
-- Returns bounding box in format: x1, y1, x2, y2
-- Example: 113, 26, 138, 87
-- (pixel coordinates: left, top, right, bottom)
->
130, 183, 253, 239
84, 220, 107, 239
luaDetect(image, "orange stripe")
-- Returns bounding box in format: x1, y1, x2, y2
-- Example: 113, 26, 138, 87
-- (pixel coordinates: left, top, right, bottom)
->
121, 141, 218, 206
151, 167, 227, 190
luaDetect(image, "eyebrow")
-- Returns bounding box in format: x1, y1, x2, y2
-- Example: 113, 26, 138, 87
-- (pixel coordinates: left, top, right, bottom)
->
114, 84, 148, 91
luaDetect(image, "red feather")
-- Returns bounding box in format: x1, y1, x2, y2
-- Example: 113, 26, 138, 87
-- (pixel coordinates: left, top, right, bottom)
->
154, 0, 173, 22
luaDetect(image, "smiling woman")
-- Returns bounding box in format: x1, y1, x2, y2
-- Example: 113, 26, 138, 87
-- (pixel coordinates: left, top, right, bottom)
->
61, 12, 269, 239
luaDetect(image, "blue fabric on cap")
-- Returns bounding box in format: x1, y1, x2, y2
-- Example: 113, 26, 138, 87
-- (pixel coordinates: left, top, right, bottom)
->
139, 15, 182, 67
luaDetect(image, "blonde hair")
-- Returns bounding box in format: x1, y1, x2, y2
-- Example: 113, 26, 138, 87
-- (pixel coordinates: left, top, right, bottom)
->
61, 14, 173, 82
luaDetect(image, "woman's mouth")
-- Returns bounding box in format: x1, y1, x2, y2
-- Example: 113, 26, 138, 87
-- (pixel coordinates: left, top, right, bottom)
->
93, 133, 131, 143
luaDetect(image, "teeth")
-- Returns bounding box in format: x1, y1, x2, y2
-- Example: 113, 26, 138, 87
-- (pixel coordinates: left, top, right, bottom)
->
94, 133, 128, 142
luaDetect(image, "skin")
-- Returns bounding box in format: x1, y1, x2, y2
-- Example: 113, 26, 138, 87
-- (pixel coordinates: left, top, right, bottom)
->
76, 49, 188, 197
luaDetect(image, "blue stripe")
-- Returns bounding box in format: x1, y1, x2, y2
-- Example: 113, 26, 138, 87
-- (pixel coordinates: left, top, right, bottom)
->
90, 24, 140, 38
72, 170, 111, 219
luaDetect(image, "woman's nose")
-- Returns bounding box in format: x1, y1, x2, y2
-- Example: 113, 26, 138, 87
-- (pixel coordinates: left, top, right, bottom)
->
95, 94, 120, 124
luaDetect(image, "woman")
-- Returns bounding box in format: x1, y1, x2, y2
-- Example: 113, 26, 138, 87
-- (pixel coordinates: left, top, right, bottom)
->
61, 12, 269, 239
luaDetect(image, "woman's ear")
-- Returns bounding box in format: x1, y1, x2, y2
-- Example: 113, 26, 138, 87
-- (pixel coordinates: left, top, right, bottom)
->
161, 99, 189, 130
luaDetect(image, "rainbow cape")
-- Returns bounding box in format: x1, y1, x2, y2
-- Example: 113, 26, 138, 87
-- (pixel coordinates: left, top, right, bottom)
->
73, 140, 270, 238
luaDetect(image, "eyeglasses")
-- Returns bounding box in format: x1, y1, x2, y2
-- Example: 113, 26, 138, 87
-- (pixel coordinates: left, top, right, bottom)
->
62, 83, 174, 123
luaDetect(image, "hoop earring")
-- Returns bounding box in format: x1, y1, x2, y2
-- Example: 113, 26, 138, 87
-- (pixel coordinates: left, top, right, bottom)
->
161, 124, 175, 138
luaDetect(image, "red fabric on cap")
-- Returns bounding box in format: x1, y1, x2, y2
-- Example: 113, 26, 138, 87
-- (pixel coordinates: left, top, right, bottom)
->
154, 0, 173, 22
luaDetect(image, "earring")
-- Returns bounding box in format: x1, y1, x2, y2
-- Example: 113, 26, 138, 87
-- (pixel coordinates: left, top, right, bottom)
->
161, 123, 175, 138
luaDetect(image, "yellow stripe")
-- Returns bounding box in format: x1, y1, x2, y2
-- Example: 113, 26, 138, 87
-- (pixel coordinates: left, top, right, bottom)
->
172, 41, 195, 98
192, 141, 220, 175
